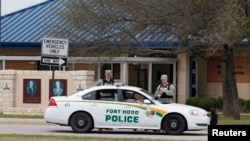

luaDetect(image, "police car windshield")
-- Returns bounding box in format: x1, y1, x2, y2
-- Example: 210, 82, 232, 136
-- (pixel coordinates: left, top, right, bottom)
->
140, 88, 168, 104
140, 89, 155, 98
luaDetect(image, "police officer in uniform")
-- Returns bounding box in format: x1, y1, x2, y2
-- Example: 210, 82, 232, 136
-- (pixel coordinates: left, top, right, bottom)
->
155, 74, 176, 102
96, 70, 114, 131
96, 70, 115, 86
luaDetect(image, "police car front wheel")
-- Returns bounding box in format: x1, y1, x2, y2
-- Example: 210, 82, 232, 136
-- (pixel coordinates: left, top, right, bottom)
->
163, 114, 186, 135
70, 112, 93, 133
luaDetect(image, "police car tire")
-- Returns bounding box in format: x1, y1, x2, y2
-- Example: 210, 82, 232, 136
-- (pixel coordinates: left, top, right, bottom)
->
163, 114, 186, 135
70, 112, 93, 133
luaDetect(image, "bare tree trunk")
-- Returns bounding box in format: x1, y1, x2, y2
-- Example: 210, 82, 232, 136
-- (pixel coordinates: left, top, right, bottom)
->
221, 44, 240, 119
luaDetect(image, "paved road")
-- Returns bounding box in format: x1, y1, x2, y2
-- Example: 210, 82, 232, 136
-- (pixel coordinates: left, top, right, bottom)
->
0, 118, 208, 141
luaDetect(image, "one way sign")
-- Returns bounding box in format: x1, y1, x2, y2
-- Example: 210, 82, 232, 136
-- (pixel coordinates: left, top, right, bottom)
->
41, 56, 68, 66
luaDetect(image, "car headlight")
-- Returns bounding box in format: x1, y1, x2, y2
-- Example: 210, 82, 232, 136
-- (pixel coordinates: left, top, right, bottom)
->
189, 109, 207, 117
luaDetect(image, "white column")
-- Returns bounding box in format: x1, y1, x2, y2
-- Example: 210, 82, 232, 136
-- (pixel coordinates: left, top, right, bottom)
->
173, 62, 177, 102
2, 60, 5, 70
97, 63, 101, 80
72, 62, 75, 70
173, 62, 176, 88
62, 66, 66, 71
148, 62, 152, 92
111, 63, 113, 72
122, 62, 128, 84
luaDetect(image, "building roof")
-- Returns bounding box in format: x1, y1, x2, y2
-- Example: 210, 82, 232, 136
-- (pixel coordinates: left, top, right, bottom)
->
1, 0, 61, 44
0, 0, 179, 49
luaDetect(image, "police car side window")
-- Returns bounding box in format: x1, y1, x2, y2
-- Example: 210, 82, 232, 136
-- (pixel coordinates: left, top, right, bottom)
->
82, 91, 94, 100
123, 90, 135, 102
122, 90, 145, 103
134, 93, 145, 102
96, 90, 117, 101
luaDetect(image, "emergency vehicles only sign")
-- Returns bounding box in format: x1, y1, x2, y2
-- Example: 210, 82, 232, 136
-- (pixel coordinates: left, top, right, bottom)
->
41, 38, 69, 66
42, 38, 69, 56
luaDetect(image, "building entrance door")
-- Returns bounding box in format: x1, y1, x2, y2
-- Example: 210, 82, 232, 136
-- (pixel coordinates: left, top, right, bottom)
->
151, 64, 173, 93
128, 64, 148, 90
135, 69, 147, 90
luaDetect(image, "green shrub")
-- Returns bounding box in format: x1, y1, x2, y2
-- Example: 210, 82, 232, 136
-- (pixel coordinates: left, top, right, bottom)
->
239, 98, 246, 112
185, 96, 201, 107
245, 99, 250, 112
186, 97, 250, 113
197, 97, 217, 111
216, 97, 223, 110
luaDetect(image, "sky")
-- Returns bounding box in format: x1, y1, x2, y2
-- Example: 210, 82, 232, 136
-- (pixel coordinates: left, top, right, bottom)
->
1, 0, 47, 16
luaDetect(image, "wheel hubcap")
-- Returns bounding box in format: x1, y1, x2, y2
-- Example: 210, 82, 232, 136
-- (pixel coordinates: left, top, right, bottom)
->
170, 121, 177, 128
78, 119, 85, 126
168, 119, 179, 130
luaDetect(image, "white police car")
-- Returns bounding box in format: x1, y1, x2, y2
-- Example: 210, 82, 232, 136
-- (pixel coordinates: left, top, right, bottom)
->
44, 84, 216, 135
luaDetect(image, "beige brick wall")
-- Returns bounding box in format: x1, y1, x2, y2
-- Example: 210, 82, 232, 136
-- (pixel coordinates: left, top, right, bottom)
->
197, 57, 250, 100
0, 70, 95, 115
176, 53, 250, 103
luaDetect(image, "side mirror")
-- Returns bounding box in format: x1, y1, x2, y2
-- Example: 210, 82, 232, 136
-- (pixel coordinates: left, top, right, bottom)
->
143, 99, 151, 104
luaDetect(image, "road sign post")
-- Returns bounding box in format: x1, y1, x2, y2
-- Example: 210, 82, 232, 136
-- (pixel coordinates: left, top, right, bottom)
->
40, 37, 69, 90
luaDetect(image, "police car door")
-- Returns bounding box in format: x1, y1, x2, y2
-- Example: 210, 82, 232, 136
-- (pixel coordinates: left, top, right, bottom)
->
89, 89, 123, 128
119, 90, 158, 128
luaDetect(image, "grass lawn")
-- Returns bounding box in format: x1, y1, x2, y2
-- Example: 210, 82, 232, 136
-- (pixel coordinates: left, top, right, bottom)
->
217, 114, 250, 125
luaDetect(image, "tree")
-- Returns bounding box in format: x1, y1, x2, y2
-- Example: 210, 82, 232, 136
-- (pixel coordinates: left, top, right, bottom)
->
53, 0, 250, 119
